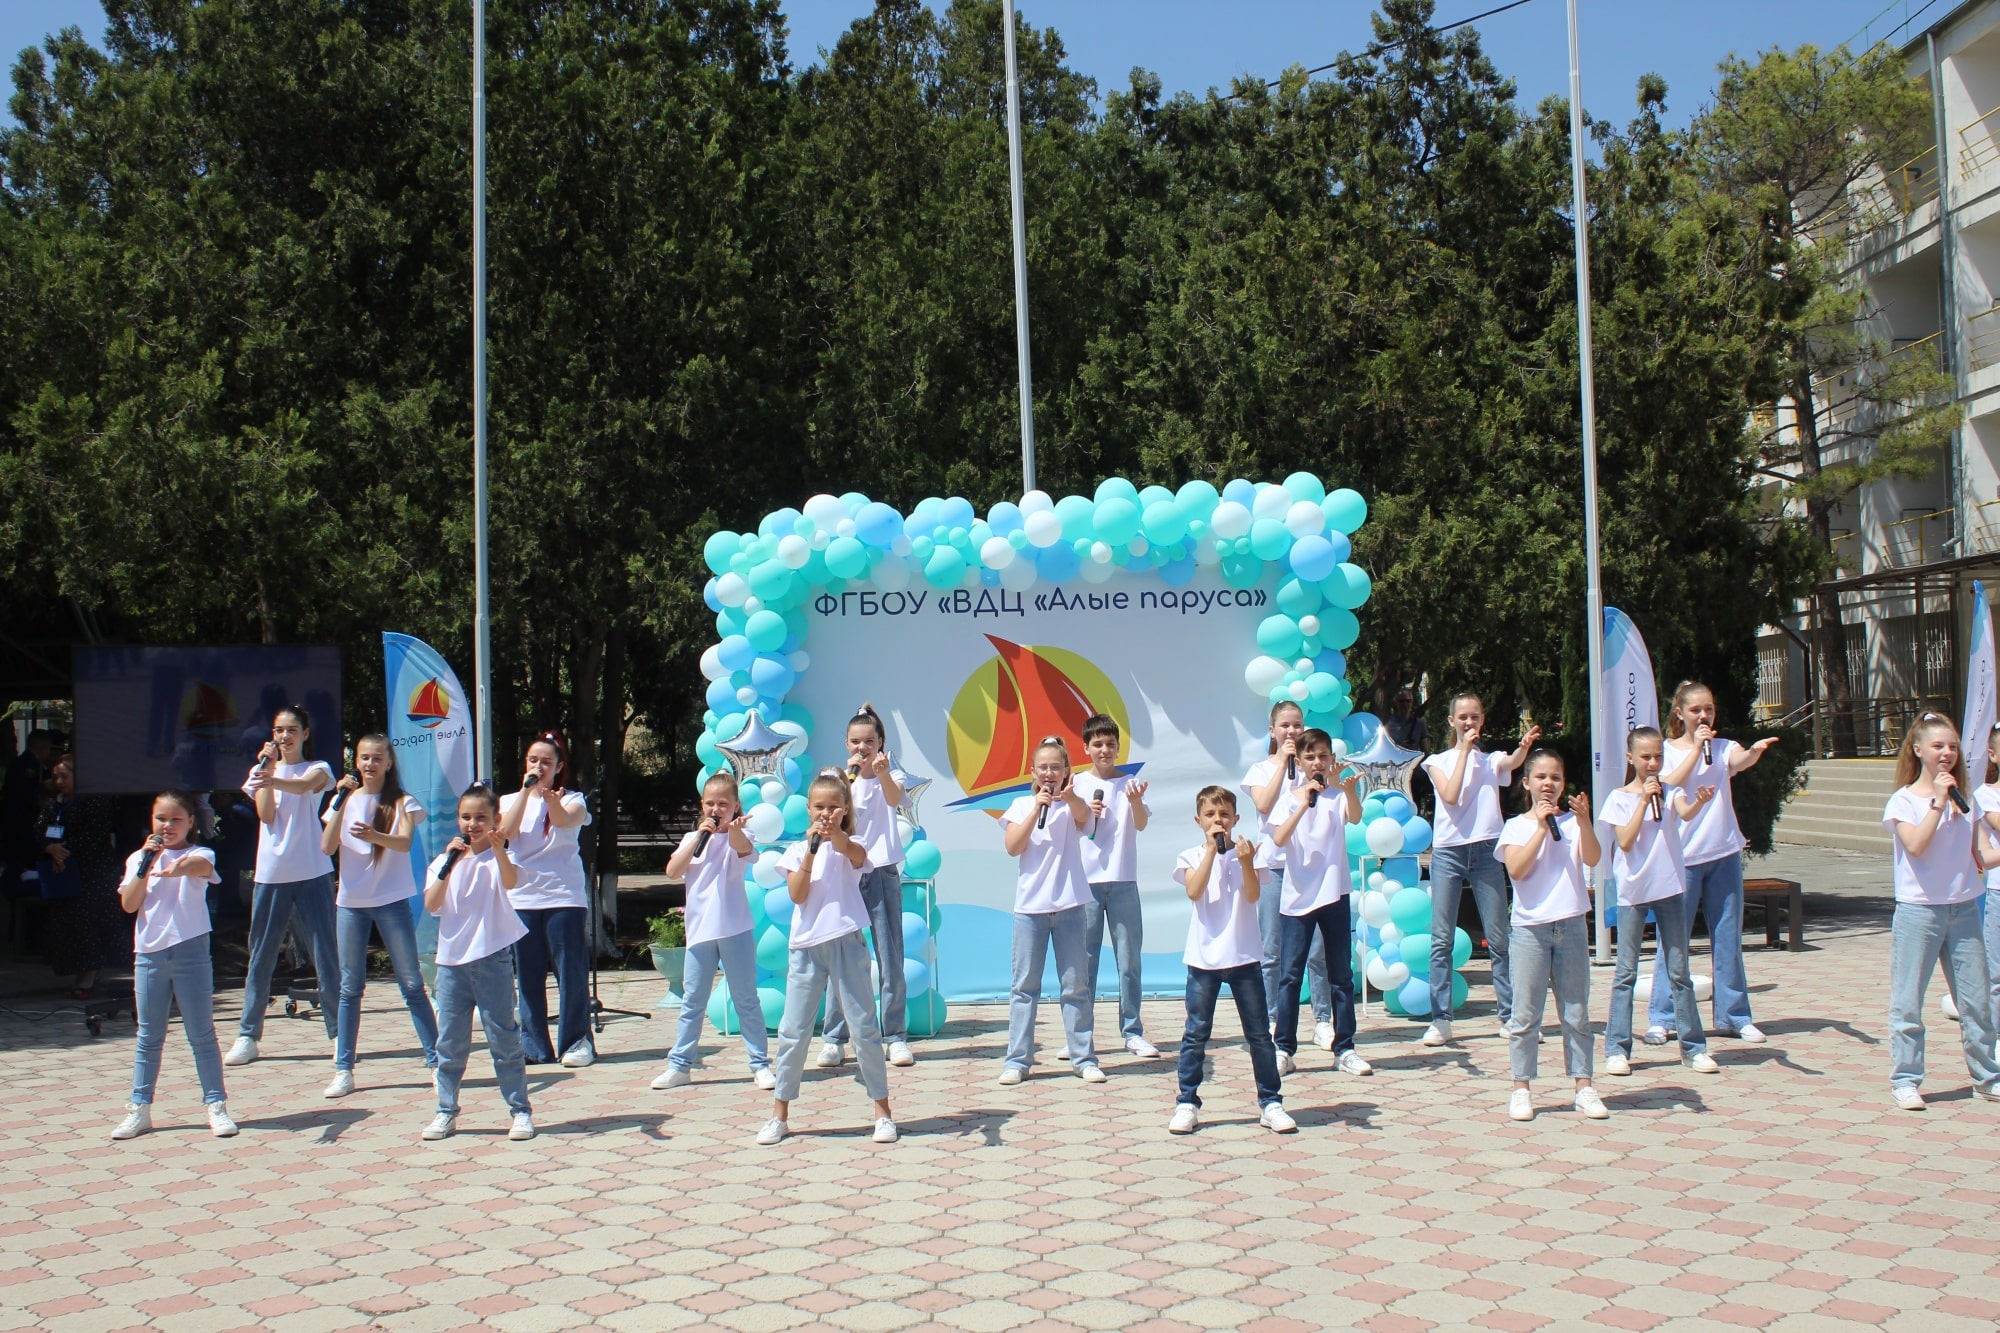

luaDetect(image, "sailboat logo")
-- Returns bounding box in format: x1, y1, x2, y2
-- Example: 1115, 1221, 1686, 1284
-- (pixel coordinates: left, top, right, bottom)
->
945, 636, 1137, 812
406, 677, 452, 730
179, 682, 239, 740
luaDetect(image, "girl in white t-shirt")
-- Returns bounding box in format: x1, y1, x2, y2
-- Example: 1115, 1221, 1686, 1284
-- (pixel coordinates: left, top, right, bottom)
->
228, 705, 337, 1065
820, 704, 915, 1071
1417, 693, 1539, 1047
1242, 701, 1332, 1051
497, 731, 595, 1068
422, 786, 534, 1142
317, 734, 436, 1099
758, 771, 897, 1146
1882, 714, 2000, 1110
655, 773, 771, 1092
112, 790, 236, 1141
1495, 749, 1605, 1123
1599, 727, 1719, 1079
1974, 725, 2000, 1047
1000, 737, 1102, 1084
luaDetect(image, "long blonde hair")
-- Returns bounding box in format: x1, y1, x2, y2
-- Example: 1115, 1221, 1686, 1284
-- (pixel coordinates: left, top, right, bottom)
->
1665, 681, 1712, 741
1895, 712, 1968, 791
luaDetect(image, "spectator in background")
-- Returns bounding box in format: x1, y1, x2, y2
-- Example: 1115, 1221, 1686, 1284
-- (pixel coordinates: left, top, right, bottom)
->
1386, 689, 1428, 753
41, 755, 128, 997
3, 729, 57, 895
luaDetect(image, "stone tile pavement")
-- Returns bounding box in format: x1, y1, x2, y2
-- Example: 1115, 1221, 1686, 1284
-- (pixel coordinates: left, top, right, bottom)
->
3, 854, 1998, 1331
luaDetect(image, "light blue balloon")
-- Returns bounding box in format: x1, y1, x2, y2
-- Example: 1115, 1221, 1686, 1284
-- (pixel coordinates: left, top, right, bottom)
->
764, 887, 794, 926
1222, 478, 1256, 505
904, 958, 933, 995
704, 678, 737, 712
1344, 711, 1380, 751
1036, 540, 1080, 582
718, 634, 757, 672
703, 578, 723, 612
1398, 976, 1433, 1017
987, 501, 1024, 536
1376, 939, 1401, 967
749, 654, 795, 696
1289, 534, 1337, 582
1401, 815, 1433, 855
1160, 555, 1197, 586
855, 502, 902, 547
1383, 855, 1421, 884
1380, 793, 1413, 822
1326, 530, 1352, 563
902, 911, 930, 955
1094, 496, 1141, 545
939, 496, 975, 528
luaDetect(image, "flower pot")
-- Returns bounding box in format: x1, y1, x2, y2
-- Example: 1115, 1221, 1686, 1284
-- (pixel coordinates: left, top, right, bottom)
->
650, 944, 687, 992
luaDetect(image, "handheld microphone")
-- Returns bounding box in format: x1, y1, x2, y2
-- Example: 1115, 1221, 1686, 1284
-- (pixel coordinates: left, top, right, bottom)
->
1037, 782, 1053, 830
439, 844, 467, 878
1307, 773, 1326, 808
1648, 790, 1663, 821
1214, 830, 1229, 854
847, 761, 862, 783
135, 838, 163, 879
1701, 734, 1713, 766
522, 771, 541, 792
329, 775, 357, 813
1545, 795, 1563, 842
1948, 785, 1972, 814
254, 747, 275, 773
1286, 754, 1297, 781
808, 831, 823, 854
692, 822, 713, 858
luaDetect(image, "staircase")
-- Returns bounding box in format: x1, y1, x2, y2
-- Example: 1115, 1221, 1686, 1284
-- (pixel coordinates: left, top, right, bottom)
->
1772, 759, 1896, 853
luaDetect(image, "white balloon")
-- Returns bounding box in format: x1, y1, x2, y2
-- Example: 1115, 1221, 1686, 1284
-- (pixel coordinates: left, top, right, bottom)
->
1366, 816, 1406, 857
735, 685, 759, 706
1020, 489, 1055, 515
1244, 655, 1289, 695
1194, 534, 1221, 566
1023, 510, 1063, 548
788, 651, 810, 672
1294, 657, 1314, 673
714, 572, 749, 607
1252, 484, 1292, 520
1298, 614, 1321, 636
759, 779, 785, 806
810, 530, 831, 551
999, 558, 1039, 592
891, 535, 913, 556
1365, 957, 1397, 991
1382, 961, 1411, 991
1359, 890, 1392, 928
1128, 534, 1149, 557
803, 493, 847, 528
1366, 871, 1387, 892
1379, 878, 1403, 897
744, 804, 784, 843
743, 596, 763, 615
751, 850, 786, 889
835, 518, 857, 538
1211, 501, 1252, 540
1330, 738, 1350, 760
1080, 556, 1117, 584
960, 563, 981, 590
776, 534, 811, 569
1287, 680, 1310, 702
699, 645, 728, 682
1692, 973, 1714, 1002
1380, 921, 1404, 948
1090, 541, 1113, 564
870, 555, 912, 592
1285, 499, 1327, 538
980, 536, 1017, 570
770, 719, 808, 748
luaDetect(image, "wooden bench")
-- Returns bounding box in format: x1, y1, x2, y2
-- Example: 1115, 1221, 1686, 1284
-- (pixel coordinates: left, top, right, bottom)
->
1742, 877, 1804, 952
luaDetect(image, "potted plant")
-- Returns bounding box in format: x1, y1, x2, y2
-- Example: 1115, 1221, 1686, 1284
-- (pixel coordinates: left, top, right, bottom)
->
648, 910, 687, 991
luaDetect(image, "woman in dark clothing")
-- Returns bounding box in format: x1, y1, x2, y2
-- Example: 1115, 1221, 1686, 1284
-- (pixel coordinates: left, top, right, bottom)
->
41, 756, 128, 995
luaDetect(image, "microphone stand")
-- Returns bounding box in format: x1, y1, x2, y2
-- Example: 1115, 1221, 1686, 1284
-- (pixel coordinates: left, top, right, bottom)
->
581, 784, 648, 1034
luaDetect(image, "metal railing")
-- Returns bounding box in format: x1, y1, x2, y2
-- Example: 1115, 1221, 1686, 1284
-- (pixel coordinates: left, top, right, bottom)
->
1881, 507, 1954, 568
1887, 144, 1941, 213
1964, 104, 2000, 176
1793, 695, 1953, 758
1974, 499, 2000, 554
1971, 304, 2000, 373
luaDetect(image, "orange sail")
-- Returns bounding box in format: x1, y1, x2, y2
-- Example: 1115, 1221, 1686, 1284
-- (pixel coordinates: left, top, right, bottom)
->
968, 636, 1095, 793
407, 677, 449, 722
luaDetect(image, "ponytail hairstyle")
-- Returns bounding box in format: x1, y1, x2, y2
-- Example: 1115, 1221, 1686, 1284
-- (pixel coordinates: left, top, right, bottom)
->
1623, 724, 1663, 782
807, 767, 856, 832
526, 730, 571, 835
273, 704, 315, 761
1519, 746, 1566, 812
1895, 712, 1967, 791
356, 733, 404, 864
1033, 734, 1072, 779
1665, 681, 1715, 741
1266, 700, 1305, 754
155, 788, 201, 822
459, 783, 500, 817
847, 702, 887, 745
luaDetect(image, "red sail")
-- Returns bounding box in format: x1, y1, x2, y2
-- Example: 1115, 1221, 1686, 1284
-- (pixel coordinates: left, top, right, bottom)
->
968, 636, 1093, 792
409, 678, 449, 719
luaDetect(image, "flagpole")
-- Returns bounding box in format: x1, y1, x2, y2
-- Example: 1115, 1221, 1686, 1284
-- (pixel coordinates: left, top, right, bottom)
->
1002, 0, 1037, 493
1566, 0, 1611, 965
471, 0, 495, 784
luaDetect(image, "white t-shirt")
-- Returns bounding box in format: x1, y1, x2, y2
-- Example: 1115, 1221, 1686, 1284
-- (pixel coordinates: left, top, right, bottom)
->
1883, 786, 1981, 906
1977, 784, 2000, 892
849, 764, 909, 870
777, 839, 870, 948
1273, 788, 1352, 915
1422, 748, 1511, 847
1597, 788, 1687, 907
429, 850, 527, 967
324, 792, 425, 910
1663, 738, 1747, 865
1240, 758, 1308, 869
1003, 795, 1094, 914
244, 760, 334, 884
501, 789, 592, 911
1495, 812, 1590, 925
1077, 772, 1146, 883
127, 845, 220, 954
679, 831, 753, 946
1174, 843, 1272, 970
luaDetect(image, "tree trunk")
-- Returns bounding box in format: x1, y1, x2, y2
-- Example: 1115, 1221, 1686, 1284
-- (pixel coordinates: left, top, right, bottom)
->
1793, 365, 1859, 757
594, 625, 627, 958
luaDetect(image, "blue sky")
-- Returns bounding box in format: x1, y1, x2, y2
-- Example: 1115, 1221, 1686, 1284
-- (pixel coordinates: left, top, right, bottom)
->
1, 0, 1951, 130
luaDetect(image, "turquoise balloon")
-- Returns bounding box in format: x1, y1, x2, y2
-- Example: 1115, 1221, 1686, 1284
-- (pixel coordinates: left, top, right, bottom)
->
704, 531, 744, 576
1401, 933, 1433, 980
1275, 576, 1323, 618
1344, 821, 1370, 857
1319, 606, 1360, 650
1220, 552, 1263, 588
1093, 496, 1141, 545
1452, 927, 1474, 969
924, 545, 967, 588
781, 793, 809, 836
744, 608, 788, 652
780, 702, 814, 738
738, 779, 762, 809
695, 731, 722, 767
904, 839, 942, 880
1176, 479, 1220, 518
825, 535, 869, 580
901, 883, 943, 933
1249, 518, 1291, 562
1382, 984, 1407, 1017
907, 988, 948, 1037
707, 985, 743, 1035
1283, 472, 1327, 504
1325, 562, 1373, 610
746, 883, 770, 932
754, 924, 790, 975
1256, 615, 1304, 659
1306, 672, 1340, 711
1094, 477, 1140, 505
758, 986, 786, 1030
747, 559, 793, 603
1326, 488, 1368, 532
1389, 886, 1432, 936
1056, 493, 1096, 540
1141, 499, 1187, 545
1452, 971, 1469, 1008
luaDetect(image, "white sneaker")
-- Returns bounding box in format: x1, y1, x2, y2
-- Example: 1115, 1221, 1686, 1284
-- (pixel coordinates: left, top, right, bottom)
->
1276, 1051, 1297, 1075
1314, 1021, 1336, 1052
651, 1065, 692, 1090
1336, 1050, 1373, 1077
560, 1045, 595, 1069
111, 1103, 152, 1140
324, 1069, 355, 1099
1641, 1026, 1671, 1046
1734, 1024, 1767, 1045
421, 1111, 457, 1140
872, 1117, 900, 1144
1168, 1103, 1199, 1135
1260, 1104, 1298, 1134
1055, 1046, 1073, 1062
1421, 1021, 1451, 1048
1126, 1036, 1160, 1058
1574, 1088, 1610, 1120
223, 1036, 258, 1066
756, 1117, 790, 1145
207, 1103, 240, 1137
1508, 1089, 1534, 1122
1973, 1082, 2000, 1102
1893, 1085, 1926, 1111
1685, 1052, 1720, 1074
508, 1112, 536, 1141
816, 1042, 845, 1068
1078, 1063, 1108, 1084
753, 1067, 777, 1091
997, 1066, 1024, 1086
1943, 992, 1962, 1021
887, 1041, 915, 1067
1604, 1053, 1631, 1077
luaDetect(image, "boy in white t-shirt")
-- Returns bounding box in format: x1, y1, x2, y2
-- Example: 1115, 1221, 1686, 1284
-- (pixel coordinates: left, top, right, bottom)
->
999, 738, 1102, 1085
1269, 729, 1368, 1077
1169, 786, 1293, 1136
1078, 713, 1157, 1058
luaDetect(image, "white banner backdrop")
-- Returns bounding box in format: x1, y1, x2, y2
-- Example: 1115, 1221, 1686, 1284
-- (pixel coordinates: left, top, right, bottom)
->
792, 572, 1281, 1000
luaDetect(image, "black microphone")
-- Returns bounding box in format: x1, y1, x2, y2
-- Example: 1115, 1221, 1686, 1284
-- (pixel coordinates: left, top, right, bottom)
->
135, 838, 164, 878
1307, 773, 1326, 808
808, 831, 823, 854
692, 821, 714, 858
1286, 753, 1297, 781
1214, 830, 1229, 854
1948, 784, 1972, 814
439, 844, 467, 878
1701, 734, 1713, 766
329, 775, 357, 813
522, 771, 541, 792
1038, 782, 1053, 830
1648, 790, 1663, 821
1545, 795, 1563, 842
847, 762, 862, 783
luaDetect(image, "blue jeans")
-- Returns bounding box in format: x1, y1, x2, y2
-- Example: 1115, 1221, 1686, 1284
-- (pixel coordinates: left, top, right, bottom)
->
1277, 900, 1357, 1055
1177, 962, 1282, 1108
335, 901, 440, 1072
514, 905, 591, 1062
1430, 840, 1512, 1022
770, 932, 889, 1102
239, 873, 339, 1040
1507, 916, 1592, 1082
434, 949, 530, 1116
1006, 906, 1096, 1071
825, 865, 906, 1045
1084, 880, 1146, 1041
1890, 899, 2000, 1091
1650, 852, 1752, 1033
1259, 870, 1330, 1023
1986, 888, 2000, 1036
671, 928, 771, 1072
132, 934, 227, 1106
1605, 897, 1705, 1059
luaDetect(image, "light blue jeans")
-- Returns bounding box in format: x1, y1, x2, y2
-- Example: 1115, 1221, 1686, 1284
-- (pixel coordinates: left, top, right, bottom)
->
1007, 906, 1097, 1071
1605, 896, 1705, 1059
132, 934, 227, 1106
770, 932, 888, 1102
240, 873, 339, 1040
335, 901, 439, 1072
1890, 899, 2000, 1092
1984, 888, 2000, 1035
1430, 839, 1512, 1022
434, 949, 530, 1116
825, 865, 906, 1045
1084, 880, 1146, 1041
1507, 916, 1592, 1082
1650, 852, 1752, 1034
1259, 870, 1330, 1024
671, 928, 770, 1072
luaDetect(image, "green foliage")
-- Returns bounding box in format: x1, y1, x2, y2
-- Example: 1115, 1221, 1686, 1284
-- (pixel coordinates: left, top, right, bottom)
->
1719, 725, 1811, 857
647, 909, 687, 949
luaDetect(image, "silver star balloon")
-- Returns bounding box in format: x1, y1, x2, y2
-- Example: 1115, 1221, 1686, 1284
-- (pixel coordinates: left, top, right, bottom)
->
897, 771, 934, 825
715, 711, 797, 782
1345, 726, 1425, 799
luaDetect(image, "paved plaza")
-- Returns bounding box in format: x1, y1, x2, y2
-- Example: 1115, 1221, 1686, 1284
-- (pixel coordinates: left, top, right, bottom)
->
3, 845, 1998, 1331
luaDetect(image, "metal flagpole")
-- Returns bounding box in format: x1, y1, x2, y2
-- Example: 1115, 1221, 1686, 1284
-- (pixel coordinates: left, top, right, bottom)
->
1002, 0, 1037, 493
471, 0, 495, 784
1566, 0, 1611, 965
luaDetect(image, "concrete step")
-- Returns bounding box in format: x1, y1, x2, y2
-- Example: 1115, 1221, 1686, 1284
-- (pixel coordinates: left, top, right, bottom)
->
1772, 759, 1899, 852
